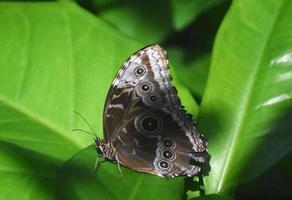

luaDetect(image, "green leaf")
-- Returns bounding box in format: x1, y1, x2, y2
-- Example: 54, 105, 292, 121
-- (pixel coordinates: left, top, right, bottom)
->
98, 0, 172, 43
0, 2, 198, 199
191, 193, 232, 200
0, 1, 142, 156
179, 54, 211, 99
0, 141, 60, 199
170, 0, 225, 30
280, 152, 292, 171
235, 152, 292, 198
168, 48, 211, 99
56, 145, 186, 200
171, 67, 200, 118
199, 0, 292, 194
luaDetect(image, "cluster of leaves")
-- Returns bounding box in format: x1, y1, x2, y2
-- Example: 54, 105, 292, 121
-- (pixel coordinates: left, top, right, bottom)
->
0, 0, 291, 199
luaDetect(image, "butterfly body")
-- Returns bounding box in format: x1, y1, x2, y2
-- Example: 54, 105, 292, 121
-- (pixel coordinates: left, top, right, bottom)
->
96, 45, 208, 178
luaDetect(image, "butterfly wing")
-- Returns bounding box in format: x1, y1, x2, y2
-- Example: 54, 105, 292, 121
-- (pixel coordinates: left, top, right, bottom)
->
103, 45, 208, 177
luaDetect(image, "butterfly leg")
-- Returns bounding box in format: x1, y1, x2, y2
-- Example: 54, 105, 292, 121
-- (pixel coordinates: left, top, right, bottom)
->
93, 154, 105, 175
115, 153, 123, 178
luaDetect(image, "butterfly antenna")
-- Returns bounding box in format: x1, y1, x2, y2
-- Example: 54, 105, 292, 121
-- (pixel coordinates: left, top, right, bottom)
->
73, 110, 97, 137
72, 128, 97, 137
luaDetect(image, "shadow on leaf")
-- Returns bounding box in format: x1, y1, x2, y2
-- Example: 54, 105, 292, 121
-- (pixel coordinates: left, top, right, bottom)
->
0, 141, 62, 197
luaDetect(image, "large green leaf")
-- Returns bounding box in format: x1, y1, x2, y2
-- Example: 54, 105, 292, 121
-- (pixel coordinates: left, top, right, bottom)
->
192, 194, 232, 200
234, 152, 292, 198
170, 0, 225, 30
98, 0, 172, 43
199, 0, 292, 194
0, 141, 60, 200
168, 48, 211, 99
96, 0, 227, 43
0, 2, 198, 199
0, 1, 142, 158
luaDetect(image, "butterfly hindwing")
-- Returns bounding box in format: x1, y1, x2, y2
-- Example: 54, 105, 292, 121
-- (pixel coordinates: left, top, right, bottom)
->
102, 45, 208, 177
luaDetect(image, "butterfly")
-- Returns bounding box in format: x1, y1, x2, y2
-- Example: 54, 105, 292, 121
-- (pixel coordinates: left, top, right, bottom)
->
95, 44, 208, 178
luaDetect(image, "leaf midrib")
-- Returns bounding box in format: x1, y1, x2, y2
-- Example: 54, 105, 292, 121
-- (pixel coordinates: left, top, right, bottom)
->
0, 95, 83, 149
0, 9, 83, 152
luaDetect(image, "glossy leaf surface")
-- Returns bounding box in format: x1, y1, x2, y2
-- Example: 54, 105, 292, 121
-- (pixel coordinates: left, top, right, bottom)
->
199, 0, 292, 194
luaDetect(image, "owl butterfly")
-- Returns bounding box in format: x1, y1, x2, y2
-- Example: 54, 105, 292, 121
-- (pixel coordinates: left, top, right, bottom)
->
95, 44, 208, 178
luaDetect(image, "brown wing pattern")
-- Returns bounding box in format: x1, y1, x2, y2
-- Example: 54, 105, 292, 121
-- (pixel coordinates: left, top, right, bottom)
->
103, 45, 208, 177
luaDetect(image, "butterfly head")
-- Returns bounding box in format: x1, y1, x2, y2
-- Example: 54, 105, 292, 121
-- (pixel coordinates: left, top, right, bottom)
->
94, 138, 116, 160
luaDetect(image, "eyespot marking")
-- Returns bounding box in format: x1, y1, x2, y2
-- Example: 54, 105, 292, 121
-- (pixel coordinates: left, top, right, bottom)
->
141, 116, 158, 132
149, 95, 157, 101
137, 81, 153, 94
143, 94, 161, 106
134, 66, 146, 76
161, 139, 176, 149
148, 94, 160, 102
160, 149, 175, 160
134, 113, 162, 137
141, 83, 151, 92
158, 160, 171, 170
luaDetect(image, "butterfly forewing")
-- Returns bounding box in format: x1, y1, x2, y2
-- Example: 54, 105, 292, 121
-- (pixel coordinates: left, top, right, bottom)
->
101, 45, 208, 177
